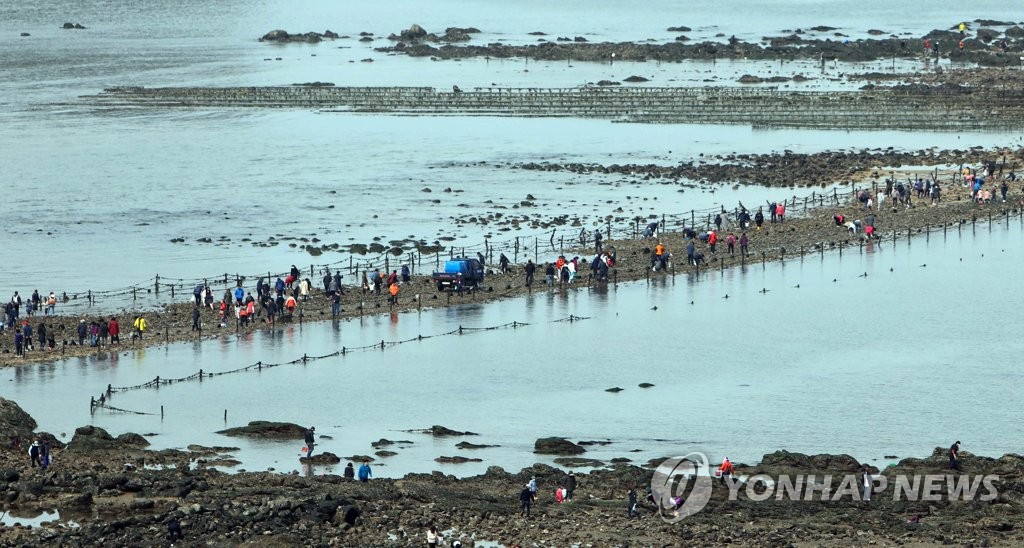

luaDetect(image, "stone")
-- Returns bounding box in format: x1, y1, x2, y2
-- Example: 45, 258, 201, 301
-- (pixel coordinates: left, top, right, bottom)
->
217, 421, 307, 439
115, 432, 150, 447
534, 437, 585, 455
260, 29, 290, 42
552, 457, 604, 467
0, 398, 37, 442
427, 425, 477, 437
434, 456, 483, 464
455, 441, 499, 450
300, 452, 341, 465
976, 28, 1000, 43
1005, 26, 1024, 38
131, 498, 155, 510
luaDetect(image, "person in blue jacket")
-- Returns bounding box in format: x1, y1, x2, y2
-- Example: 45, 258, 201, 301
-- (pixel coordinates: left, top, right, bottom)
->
358, 461, 373, 482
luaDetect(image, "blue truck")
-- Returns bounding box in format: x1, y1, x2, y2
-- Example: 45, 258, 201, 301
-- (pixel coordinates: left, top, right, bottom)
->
432, 257, 485, 291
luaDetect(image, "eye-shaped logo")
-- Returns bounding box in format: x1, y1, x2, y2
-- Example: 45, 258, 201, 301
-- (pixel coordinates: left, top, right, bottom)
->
651, 452, 713, 523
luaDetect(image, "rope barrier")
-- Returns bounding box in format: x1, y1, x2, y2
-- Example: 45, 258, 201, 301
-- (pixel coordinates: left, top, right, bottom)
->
91, 402, 157, 416
98, 315, 590, 398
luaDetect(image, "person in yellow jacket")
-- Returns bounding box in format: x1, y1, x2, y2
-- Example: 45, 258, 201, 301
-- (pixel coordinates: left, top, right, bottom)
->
133, 315, 147, 340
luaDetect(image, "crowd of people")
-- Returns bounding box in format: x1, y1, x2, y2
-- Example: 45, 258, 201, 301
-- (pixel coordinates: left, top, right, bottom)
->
6, 161, 1021, 360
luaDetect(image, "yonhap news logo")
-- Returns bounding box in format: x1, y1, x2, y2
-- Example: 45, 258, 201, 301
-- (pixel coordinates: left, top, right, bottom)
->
651, 453, 999, 523
650, 453, 714, 523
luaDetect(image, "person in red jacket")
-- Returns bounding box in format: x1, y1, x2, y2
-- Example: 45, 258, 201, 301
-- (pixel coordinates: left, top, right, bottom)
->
708, 231, 718, 254
108, 317, 120, 344
718, 457, 734, 483
776, 202, 786, 223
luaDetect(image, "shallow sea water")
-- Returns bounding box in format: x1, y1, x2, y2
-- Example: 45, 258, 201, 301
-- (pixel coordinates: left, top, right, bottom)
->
2, 0, 1023, 477
5, 219, 1022, 476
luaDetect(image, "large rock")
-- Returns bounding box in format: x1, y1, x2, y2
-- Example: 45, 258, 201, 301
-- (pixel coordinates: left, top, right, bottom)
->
116, 432, 151, 448
260, 29, 290, 42
217, 421, 307, 439
1006, 26, 1024, 39
0, 398, 37, 441
259, 30, 329, 43
69, 426, 149, 452
757, 450, 861, 472
403, 24, 428, 40
976, 28, 1000, 43
534, 437, 586, 455
300, 451, 341, 464
430, 425, 477, 437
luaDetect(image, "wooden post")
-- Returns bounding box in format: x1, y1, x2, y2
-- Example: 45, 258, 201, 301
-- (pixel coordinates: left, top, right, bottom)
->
160, 405, 164, 419
224, 409, 227, 422
155, 275, 160, 294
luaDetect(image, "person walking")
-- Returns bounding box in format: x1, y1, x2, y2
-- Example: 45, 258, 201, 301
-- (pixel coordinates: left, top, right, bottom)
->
109, 317, 120, 344
191, 306, 201, 332
718, 457, 734, 484
304, 427, 316, 458
28, 439, 41, 467
627, 488, 639, 518
388, 282, 399, 308
22, 322, 33, 352
133, 315, 148, 340
77, 320, 87, 346
566, 471, 577, 501
358, 461, 373, 482
14, 329, 24, 357
45, 292, 56, 315
519, 483, 534, 518
40, 440, 51, 469
949, 440, 961, 471
524, 260, 535, 287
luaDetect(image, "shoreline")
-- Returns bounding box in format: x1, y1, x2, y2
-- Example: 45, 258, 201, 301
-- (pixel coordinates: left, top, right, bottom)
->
3, 174, 1022, 370
1, 396, 1022, 546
